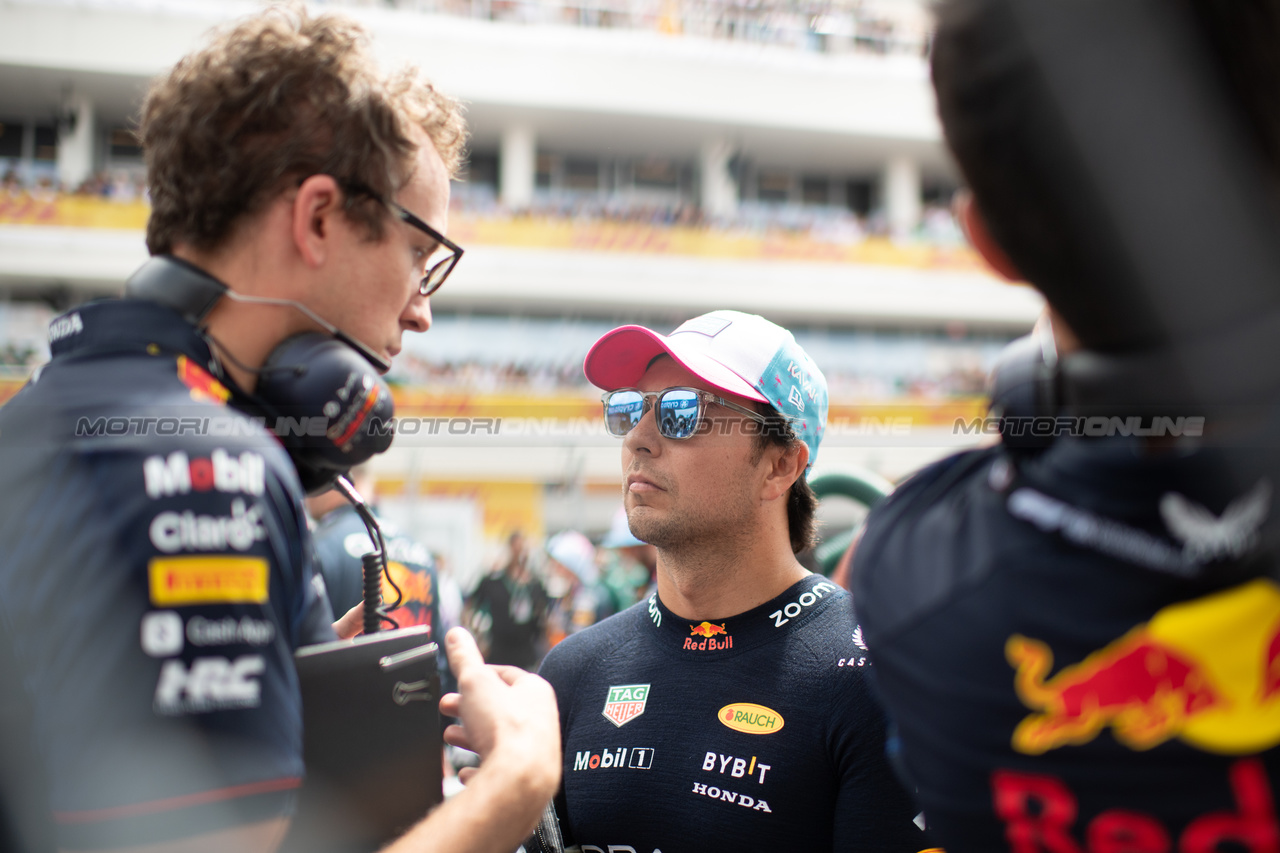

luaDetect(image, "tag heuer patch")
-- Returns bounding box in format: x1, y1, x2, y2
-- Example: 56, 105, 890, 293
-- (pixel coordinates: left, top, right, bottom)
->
602, 683, 649, 727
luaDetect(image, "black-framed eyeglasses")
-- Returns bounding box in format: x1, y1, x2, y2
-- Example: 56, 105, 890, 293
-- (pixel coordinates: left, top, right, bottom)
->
601, 387, 770, 441
386, 200, 464, 297
340, 179, 463, 297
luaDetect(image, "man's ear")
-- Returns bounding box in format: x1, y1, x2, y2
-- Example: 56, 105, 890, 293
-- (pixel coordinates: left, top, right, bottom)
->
761, 441, 809, 503
291, 174, 344, 269
955, 191, 1023, 282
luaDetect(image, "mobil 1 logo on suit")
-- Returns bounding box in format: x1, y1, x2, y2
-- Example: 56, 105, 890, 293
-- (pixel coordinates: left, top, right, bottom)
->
573, 746, 655, 772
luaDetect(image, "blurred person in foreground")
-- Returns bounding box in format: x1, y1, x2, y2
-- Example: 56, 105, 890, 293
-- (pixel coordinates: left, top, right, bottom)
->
533, 310, 930, 852
0, 6, 559, 852
851, 1, 1280, 850
466, 531, 550, 670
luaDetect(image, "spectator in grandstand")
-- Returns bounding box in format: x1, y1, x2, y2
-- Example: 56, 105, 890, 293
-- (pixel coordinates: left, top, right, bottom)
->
533, 309, 929, 852
0, 6, 559, 853
851, 1, 1280, 850
466, 531, 551, 670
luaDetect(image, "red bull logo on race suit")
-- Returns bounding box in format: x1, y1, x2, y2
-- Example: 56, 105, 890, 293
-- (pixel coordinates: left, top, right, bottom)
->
685, 621, 733, 651
1008, 578, 1280, 755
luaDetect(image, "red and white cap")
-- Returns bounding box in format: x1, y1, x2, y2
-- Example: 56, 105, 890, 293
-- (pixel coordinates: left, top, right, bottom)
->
584, 310, 828, 468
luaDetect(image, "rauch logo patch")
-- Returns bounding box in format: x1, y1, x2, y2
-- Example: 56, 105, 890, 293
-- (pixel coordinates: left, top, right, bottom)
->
718, 702, 784, 735
602, 683, 650, 727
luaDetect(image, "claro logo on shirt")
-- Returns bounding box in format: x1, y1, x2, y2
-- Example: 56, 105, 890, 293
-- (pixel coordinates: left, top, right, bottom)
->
153, 655, 265, 715
148, 499, 267, 554
718, 703, 785, 735
149, 556, 269, 606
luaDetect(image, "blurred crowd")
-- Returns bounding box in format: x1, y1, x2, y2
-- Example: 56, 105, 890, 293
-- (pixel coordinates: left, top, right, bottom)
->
461, 516, 658, 671
319, 0, 931, 57
3, 167, 964, 249
451, 182, 966, 246
389, 352, 990, 400
1, 169, 148, 203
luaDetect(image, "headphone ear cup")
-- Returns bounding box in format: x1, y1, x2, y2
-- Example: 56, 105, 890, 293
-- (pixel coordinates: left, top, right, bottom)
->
254, 333, 395, 493
988, 334, 1059, 451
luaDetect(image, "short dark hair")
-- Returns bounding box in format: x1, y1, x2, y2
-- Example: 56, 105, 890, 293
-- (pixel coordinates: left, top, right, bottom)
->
752, 407, 818, 554
931, 0, 1280, 352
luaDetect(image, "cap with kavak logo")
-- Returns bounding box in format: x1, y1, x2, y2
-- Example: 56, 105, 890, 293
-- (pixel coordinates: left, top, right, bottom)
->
583, 310, 828, 470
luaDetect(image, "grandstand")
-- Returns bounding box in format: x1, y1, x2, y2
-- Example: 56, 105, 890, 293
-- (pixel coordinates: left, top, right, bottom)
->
0, 0, 1039, 579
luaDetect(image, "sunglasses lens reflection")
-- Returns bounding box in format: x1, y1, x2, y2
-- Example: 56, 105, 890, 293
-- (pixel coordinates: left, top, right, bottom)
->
604, 390, 645, 436
657, 389, 699, 439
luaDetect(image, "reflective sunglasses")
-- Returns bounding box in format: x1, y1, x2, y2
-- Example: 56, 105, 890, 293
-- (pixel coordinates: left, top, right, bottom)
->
601, 387, 770, 440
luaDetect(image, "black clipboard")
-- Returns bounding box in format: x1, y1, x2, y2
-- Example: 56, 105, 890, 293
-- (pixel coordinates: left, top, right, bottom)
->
282, 625, 443, 853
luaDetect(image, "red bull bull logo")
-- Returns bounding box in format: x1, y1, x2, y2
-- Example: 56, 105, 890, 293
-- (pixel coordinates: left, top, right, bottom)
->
177, 355, 230, 405
1009, 578, 1280, 755
380, 561, 435, 630
685, 622, 732, 651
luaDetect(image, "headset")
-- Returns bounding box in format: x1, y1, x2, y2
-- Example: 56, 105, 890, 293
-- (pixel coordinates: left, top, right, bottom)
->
986, 324, 1060, 452
125, 254, 395, 494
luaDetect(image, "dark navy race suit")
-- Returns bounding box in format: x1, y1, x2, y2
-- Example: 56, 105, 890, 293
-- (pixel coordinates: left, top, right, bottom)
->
853, 436, 1280, 853
537, 573, 929, 853
0, 299, 336, 849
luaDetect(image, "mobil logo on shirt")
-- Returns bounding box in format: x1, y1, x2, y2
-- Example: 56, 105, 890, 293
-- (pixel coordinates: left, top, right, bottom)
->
573, 746, 655, 771
143, 449, 266, 499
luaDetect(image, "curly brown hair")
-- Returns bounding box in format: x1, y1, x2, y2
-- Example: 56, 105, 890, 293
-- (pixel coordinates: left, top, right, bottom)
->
140, 4, 467, 256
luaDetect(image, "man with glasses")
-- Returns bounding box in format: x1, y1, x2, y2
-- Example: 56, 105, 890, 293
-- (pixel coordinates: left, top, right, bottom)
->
533, 310, 929, 852
0, 7, 559, 853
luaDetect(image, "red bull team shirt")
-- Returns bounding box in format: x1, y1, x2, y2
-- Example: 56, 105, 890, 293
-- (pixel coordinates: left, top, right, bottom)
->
854, 436, 1280, 853
537, 573, 930, 853
0, 299, 336, 849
